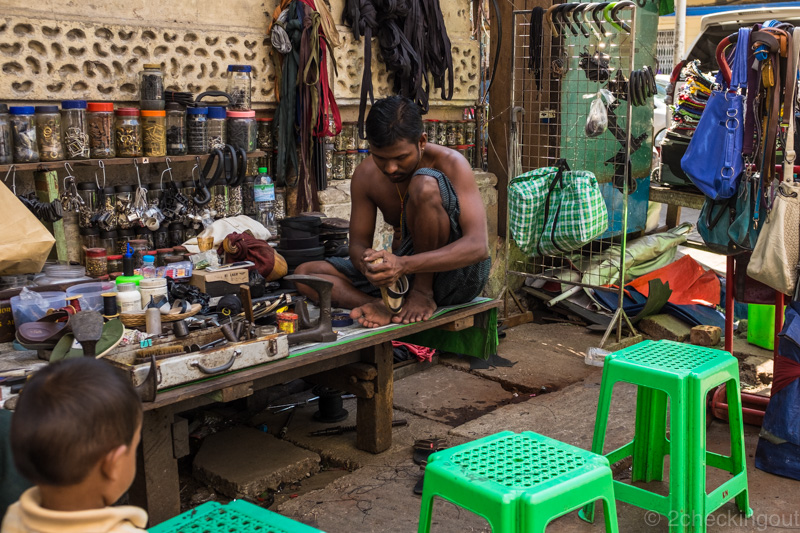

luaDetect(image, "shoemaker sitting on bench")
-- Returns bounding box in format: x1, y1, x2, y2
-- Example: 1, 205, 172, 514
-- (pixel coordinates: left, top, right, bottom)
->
296, 96, 490, 328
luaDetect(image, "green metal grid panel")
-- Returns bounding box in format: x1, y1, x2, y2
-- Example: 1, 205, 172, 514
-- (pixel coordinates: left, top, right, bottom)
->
148, 500, 326, 533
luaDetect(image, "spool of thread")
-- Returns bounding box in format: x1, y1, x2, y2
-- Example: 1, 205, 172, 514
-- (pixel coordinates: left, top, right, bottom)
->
145, 308, 161, 335
102, 292, 119, 319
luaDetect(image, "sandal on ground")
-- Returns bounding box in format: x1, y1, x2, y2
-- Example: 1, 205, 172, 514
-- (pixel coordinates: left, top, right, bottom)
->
413, 437, 448, 465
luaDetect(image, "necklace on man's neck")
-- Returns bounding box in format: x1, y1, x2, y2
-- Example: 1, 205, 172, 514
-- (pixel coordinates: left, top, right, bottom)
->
396, 183, 406, 228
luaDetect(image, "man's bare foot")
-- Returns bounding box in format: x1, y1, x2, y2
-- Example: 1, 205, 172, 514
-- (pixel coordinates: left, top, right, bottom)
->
392, 289, 437, 324
351, 300, 395, 328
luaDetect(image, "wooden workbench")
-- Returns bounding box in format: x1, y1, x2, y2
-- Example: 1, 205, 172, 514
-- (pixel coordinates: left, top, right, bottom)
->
128, 298, 500, 525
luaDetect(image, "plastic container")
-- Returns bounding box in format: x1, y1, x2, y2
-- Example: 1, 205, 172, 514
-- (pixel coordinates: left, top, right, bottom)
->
10, 291, 67, 326
0, 104, 12, 165
9, 106, 39, 163
227, 110, 256, 152
207, 106, 227, 151
141, 110, 166, 157
163, 261, 193, 280
66, 281, 116, 312
139, 277, 168, 308
87, 102, 115, 158
227, 65, 252, 110
116, 282, 142, 313
115, 108, 142, 157
34, 105, 64, 161
139, 64, 164, 102
165, 102, 187, 156
187, 107, 208, 155
34, 264, 90, 287
277, 312, 299, 334
747, 303, 785, 351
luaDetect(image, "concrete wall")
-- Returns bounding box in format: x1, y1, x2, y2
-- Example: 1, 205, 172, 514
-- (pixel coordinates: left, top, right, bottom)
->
1, 0, 479, 110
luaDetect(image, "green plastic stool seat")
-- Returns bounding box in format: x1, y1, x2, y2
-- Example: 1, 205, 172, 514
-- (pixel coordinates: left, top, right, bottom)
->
582, 340, 752, 532
148, 500, 326, 532
418, 431, 619, 532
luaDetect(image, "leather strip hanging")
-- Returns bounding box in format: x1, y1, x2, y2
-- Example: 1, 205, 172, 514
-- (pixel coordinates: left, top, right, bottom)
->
343, 0, 454, 137
528, 7, 544, 90
275, 1, 302, 186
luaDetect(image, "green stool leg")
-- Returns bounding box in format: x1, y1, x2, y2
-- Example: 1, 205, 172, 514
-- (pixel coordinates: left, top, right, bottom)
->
667, 383, 689, 533
687, 379, 709, 533
725, 377, 752, 518
417, 490, 435, 533
632, 386, 669, 483
581, 368, 617, 523
602, 494, 620, 533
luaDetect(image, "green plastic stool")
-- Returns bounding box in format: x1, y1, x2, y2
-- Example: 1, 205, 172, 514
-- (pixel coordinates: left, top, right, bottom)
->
581, 340, 752, 532
148, 500, 326, 532
418, 431, 619, 532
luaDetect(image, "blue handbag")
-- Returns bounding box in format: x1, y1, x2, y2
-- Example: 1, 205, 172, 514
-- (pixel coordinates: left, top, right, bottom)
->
681, 28, 750, 200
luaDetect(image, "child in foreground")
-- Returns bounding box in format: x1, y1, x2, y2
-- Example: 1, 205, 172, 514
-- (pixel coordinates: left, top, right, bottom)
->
2, 358, 146, 532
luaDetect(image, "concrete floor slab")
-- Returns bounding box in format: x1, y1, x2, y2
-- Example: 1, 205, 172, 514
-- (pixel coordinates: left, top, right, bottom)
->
439, 322, 599, 393
450, 370, 636, 453
280, 398, 471, 470
193, 427, 321, 499
392, 364, 521, 427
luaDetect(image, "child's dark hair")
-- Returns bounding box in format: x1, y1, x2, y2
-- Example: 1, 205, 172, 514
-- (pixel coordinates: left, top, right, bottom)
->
365, 96, 424, 149
11, 358, 142, 486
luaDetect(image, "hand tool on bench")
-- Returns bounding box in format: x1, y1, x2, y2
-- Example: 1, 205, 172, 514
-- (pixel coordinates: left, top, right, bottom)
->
309, 419, 408, 436
70, 311, 104, 357
283, 275, 337, 345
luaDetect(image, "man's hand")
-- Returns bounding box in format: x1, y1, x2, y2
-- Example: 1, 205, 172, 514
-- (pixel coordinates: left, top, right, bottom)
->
362, 249, 407, 287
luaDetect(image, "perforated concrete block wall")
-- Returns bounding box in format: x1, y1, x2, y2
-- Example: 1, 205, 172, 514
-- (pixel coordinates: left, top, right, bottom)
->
2, 0, 478, 108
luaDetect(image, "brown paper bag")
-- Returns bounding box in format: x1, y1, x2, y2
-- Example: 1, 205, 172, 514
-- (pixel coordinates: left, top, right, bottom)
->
0, 183, 55, 275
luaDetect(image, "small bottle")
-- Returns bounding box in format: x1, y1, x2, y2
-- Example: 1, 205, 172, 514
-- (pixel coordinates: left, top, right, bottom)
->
141, 255, 157, 278
254, 167, 277, 236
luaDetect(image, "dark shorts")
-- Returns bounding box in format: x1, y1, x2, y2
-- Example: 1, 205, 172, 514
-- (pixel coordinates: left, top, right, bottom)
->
327, 168, 491, 306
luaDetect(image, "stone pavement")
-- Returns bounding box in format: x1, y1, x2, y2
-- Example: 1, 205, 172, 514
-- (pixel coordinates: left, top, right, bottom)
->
188, 322, 798, 533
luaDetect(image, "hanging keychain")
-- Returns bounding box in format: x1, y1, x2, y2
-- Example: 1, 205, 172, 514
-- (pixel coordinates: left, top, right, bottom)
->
60, 163, 84, 213
131, 159, 149, 224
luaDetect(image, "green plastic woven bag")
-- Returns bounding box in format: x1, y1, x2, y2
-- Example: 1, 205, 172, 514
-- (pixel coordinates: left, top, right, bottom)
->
508, 159, 608, 256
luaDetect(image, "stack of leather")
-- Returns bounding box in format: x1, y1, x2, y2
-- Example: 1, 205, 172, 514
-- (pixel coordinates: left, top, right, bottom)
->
276, 216, 325, 272
320, 218, 349, 258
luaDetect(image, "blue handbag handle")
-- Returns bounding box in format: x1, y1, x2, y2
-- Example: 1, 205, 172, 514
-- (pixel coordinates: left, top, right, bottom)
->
730, 27, 751, 90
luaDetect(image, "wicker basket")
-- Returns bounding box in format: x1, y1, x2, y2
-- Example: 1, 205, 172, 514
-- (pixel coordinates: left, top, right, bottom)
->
119, 303, 202, 328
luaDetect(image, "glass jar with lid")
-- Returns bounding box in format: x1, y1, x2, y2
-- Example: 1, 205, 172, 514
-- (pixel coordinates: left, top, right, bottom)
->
165, 102, 187, 156
227, 110, 257, 152
87, 102, 115, 158
9, 106, 39, 163
0, 104, 12, 165
61, 100, 90, 160
436, 121, 448, 146
76, 181, 98, 229
154, 227, 169, 250
107, 254, 123, 275
207, 106, 227, 151
168, 222, 185, 247
342, 123, 357, 150
228, 185, 243, 216
332, 151, 346, 181
35, 106, 65, 162
227, 65, 252, 110
257, 118, 273, 152
114, 185, 134, 229
345, 150, 358, 179
99, 229, 118, 256
116, 228, 135, 255
446, 122, 458, 146
186, 107, 208, 155
139, 64, 164, 102
211, 183, 228, 219
146, 182, 164, 207
80, 226, 100, 265
424, 119, 438, 144
114, 108, 142, 158
141, 110, 166, 157
242, 175, 257, 216
85, 248, 108, 278
135, 226, 154, 251
465, 120, 476, 145
96, 186, 117, 231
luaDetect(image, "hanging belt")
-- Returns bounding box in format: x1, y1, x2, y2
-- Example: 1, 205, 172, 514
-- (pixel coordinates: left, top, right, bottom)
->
528, 7, 544, 90
275, 2, 303, 186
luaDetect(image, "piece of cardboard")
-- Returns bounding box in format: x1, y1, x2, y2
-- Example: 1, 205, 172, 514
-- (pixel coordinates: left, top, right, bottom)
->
190, 268, 249, 297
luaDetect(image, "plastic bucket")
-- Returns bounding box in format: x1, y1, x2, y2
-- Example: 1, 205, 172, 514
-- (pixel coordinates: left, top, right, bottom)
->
10, 291, 67, 326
